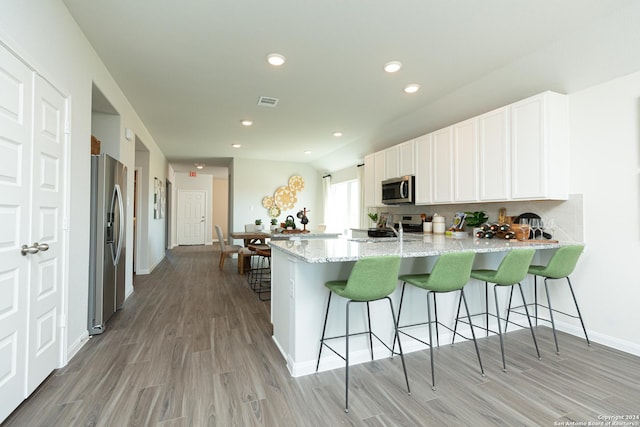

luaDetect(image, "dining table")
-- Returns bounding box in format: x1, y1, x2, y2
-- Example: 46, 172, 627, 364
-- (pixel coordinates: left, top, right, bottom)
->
230, 231, 271, 247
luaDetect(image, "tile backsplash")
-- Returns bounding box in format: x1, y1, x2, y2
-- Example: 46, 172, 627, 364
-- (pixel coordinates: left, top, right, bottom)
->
368, 194, 583, 241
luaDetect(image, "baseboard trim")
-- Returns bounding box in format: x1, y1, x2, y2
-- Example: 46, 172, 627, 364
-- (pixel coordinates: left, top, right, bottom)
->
67, 331, 89, 361
553, 319, 640, 357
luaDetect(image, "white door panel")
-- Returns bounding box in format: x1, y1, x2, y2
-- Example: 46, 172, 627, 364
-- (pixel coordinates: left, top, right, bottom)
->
0, 43, 33, 422
177, 190, 206, 245
0, 45, 67, 423
27, 75, 66, 393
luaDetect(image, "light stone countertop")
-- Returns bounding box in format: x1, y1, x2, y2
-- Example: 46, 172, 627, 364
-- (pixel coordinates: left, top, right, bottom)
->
270, 231, 341, 239
269, 234, 575, 263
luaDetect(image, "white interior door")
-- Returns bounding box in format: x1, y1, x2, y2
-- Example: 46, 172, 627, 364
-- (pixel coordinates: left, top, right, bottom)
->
0, 43, 33, 422
0, 45, 67, 422
27, 74, 66, 392
177, 190, 206, 245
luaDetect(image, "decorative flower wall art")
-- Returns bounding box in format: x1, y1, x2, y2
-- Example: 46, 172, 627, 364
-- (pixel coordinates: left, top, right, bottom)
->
262, 175, 304, 217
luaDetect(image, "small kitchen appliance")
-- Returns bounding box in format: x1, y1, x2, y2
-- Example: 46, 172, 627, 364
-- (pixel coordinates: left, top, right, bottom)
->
382, 176, 415, 205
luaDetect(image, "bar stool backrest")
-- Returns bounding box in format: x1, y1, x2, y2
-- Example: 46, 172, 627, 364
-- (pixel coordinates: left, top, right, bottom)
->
534, 245, 584, 279
490, 249, 536, 285
423, 251, 476, 292
343, 256, 401, 301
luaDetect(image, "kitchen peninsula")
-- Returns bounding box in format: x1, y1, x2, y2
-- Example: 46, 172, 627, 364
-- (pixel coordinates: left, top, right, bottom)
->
269, 235, 570, 377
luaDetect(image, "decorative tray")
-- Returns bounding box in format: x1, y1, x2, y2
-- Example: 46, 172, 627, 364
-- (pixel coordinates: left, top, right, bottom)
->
281, 229, 310, 234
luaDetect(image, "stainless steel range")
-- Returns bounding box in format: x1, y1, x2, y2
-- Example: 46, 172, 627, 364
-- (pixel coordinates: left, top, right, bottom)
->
368, 213, 424, 237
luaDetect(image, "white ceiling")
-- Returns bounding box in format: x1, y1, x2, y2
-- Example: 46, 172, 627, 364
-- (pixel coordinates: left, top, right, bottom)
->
63, 0, 640, 174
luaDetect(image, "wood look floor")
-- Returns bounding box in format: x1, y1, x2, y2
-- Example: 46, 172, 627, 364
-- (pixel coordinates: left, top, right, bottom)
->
5, 246, 640, 426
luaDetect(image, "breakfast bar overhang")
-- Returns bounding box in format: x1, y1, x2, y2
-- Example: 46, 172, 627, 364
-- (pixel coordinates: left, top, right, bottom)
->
269, 235, 572, 377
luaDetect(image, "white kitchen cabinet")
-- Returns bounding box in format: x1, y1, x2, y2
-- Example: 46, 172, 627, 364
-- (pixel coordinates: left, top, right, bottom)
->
414, 134, 432, 204
364, 151, 386, 207
510, 91, 568, 200
365, 91, 568, 207
384, 145, 399, 179
363, 153, 376, 207
374, 151, 385, 205
398, 139, 415, 176
453, 118, 478, 202
431, 126, 454, 203
478, 106, 510, 201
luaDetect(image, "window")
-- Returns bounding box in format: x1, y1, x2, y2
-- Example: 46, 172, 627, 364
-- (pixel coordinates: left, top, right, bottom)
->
326, 179, 359, 235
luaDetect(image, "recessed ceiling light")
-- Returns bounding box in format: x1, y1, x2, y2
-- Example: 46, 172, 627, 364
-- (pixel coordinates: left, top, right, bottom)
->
232, 144, 241, 148
384, 61, 402, 73
333, 131, 343, 137
404, 84, 420, 94
194, 163, 205, 169
304, 150, 312, 155
267, 53, 286, 66
241, 119, 253, 126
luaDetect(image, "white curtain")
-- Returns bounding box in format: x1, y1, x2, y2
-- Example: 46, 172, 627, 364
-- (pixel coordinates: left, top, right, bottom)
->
357, 165, 366, 228
322, 174, 331, 226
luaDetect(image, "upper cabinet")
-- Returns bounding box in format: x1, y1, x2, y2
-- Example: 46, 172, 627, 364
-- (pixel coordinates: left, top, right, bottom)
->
510, 91, 568, 200
384, 145, 399, 179
414, 135, 431, 204
364, 151, 385, 207
478, 106, 510, 201
364, 91, 568, 207
452, 118, 478, 203
398, 140, 415, 176
431, 127, 454, 203
384, 140, 414, 179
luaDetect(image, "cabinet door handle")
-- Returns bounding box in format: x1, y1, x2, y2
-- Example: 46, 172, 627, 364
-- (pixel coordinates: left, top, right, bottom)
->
37, 242, 49, 252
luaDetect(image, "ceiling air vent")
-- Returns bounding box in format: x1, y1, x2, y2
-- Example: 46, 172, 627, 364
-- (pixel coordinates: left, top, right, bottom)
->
257, 96, 279, 107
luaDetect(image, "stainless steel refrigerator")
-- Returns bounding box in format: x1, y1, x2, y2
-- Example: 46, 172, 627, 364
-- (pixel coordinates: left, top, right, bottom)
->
89, 153, 126, 335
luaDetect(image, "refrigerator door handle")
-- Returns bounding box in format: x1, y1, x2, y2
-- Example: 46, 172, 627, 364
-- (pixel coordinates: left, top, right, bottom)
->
111, 183, 125, 265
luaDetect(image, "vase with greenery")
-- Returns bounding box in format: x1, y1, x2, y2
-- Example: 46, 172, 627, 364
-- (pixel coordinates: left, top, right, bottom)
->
254, 218, 263, 231
367, 212, 379, 227
270, 218, 278, 231
464, 211, 488, 229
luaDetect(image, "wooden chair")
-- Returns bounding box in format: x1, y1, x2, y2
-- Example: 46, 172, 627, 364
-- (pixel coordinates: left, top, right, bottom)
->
215, 225, 242, 270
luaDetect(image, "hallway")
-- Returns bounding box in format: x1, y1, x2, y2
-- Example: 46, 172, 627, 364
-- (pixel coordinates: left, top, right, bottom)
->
4, 246, 640, 426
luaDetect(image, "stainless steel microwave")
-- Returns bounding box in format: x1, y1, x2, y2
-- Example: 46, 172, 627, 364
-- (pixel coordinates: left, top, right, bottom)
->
382, 176, 415, 205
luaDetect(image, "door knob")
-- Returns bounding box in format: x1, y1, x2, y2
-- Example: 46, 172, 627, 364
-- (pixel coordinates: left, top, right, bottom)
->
20, 242, 49, 256
21, 244, 39, 256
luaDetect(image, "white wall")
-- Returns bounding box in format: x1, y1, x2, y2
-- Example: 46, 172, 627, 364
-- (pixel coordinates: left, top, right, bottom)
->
212, 178, 229, 238
231, 158, 323, 237
0, 1, 168, 360
567, 71, 640, 354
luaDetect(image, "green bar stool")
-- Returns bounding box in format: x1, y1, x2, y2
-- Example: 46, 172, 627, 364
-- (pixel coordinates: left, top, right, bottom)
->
315, 255, 411, 413
453, 248, 539, 372
507, 244, 590, 354
395, 251, 484, 391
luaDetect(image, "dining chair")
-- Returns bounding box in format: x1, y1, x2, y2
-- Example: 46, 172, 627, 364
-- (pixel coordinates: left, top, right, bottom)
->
215, 225, 242, 270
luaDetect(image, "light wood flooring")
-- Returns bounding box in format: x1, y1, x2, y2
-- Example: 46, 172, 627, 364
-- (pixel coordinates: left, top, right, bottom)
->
5, 245, 640, 426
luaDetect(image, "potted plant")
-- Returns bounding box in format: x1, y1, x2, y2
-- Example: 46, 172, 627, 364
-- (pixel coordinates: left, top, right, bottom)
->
368, 212, 379, 227
464, 211, 489, 235
270, 218, 278, 231
254, 219, 263, 231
